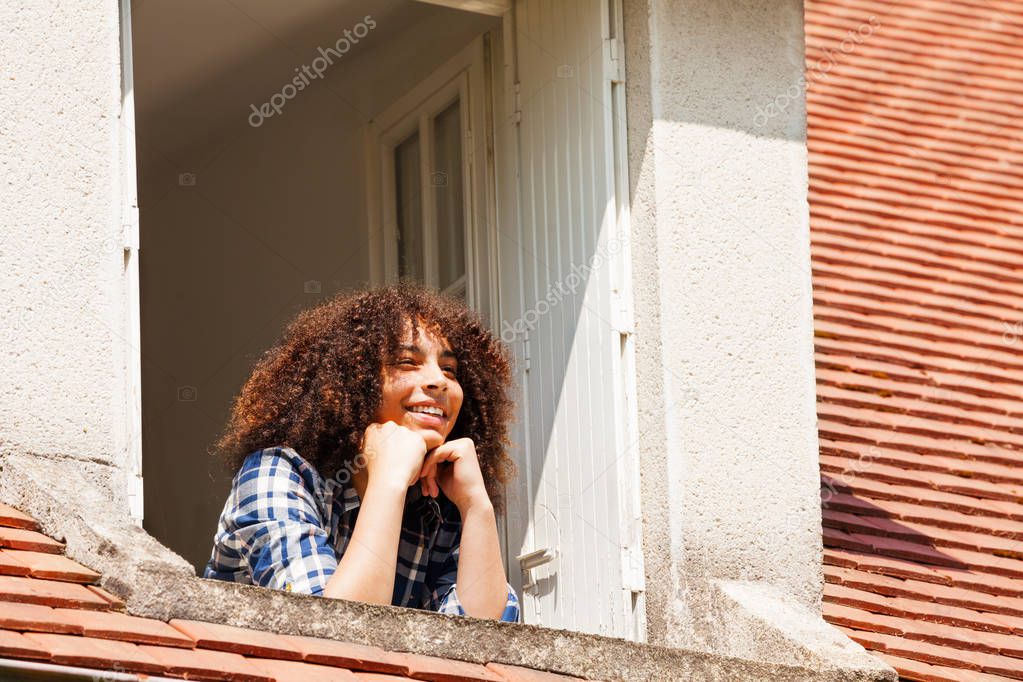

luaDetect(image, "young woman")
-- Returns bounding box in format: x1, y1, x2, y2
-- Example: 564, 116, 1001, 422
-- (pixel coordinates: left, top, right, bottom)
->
203, 282, 519, 621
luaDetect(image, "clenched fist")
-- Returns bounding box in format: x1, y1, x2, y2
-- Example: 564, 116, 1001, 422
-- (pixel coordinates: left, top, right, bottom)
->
360, 421, 429, 489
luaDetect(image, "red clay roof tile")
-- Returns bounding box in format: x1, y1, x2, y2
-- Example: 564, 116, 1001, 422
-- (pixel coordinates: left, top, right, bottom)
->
828, 547, 1023, 601
0, 527, 64, 554
283, 634, 412, 676
485, 663, 589, 681
86, 583, 127, 610
871, 653, 967, 682
1, 549, 101, 583
824, 601, 907, 637
825, 564, 1023, 618
827, 600, 1023, 657
0, 602, 85, 635
136, 644, 275, 682
170, 619, 303, 660
0, 549, 31, 578
825, 507, 1023, 569
0, 575, 112, 610
402, 651, 505, 682
23, 632, 166, 675
61, 608, 197, 647
0, 504, 40, 531
0, 629, 51, 661
249, 656, 360, 681
848, 626, 1023, 679
826, 580, 1022, 636
809, 0, 1023, 679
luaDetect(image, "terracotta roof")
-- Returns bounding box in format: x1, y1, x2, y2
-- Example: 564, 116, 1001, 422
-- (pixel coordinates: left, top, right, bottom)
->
0, 503, 588, 682
806, 0, 1023, 680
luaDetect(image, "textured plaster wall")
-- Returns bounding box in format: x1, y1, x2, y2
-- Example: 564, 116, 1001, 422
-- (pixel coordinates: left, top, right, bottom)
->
0, 1, 134, 500
623, 0, 824, 650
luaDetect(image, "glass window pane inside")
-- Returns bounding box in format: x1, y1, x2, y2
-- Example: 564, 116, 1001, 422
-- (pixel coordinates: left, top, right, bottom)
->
394, 132, 422, 281
432, 101, 465, 291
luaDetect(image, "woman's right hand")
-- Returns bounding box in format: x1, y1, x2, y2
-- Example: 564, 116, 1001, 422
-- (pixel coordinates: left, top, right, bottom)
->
360, 421, 429, 489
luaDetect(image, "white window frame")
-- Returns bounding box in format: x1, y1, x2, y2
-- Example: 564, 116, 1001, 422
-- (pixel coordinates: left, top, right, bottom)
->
365, 39, 494, 315
365, 30, 513, 577
120, 0, 144, 523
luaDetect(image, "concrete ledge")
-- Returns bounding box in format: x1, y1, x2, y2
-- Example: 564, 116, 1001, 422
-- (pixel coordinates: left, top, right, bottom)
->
0, 451, 895, 681
665, 579, 894, 676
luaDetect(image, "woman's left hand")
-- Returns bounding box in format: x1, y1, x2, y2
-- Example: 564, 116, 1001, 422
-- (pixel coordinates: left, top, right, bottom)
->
418, 437, 491, 512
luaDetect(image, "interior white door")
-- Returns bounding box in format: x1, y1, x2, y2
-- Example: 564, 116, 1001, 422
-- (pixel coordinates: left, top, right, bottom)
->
495, 0, 643, 640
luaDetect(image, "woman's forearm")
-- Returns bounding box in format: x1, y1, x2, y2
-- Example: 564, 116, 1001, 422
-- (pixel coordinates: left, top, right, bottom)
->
455, 500, 509, 619
322, 480, 406, 603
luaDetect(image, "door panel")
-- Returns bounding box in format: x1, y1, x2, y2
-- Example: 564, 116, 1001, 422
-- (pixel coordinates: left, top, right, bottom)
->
497, 0, 640, 639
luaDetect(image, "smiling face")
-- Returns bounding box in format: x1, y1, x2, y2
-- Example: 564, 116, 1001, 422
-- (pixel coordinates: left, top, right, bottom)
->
373, 319, 463, 450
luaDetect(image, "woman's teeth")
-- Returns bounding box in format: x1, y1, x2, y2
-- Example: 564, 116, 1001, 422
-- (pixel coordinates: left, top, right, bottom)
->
407, 406, 443, 417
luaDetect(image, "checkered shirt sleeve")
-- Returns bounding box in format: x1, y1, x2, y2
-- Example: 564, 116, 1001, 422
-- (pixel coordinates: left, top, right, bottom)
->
204, 449, 337, 596
429, 543, 521, 623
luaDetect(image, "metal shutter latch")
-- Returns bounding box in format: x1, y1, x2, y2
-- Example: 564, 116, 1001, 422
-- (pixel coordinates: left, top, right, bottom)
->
516, 547, 556, 591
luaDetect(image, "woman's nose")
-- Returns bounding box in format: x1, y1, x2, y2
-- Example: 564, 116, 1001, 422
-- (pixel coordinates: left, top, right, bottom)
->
421, 362, 447, 390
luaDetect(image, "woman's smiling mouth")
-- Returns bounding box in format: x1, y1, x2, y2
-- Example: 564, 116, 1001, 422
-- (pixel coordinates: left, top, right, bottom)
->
407, 404, 445, 417
405, 404, 447, 427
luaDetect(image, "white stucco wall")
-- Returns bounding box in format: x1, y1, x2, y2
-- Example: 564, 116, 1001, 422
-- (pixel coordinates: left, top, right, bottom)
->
624, 0, 823, 651
0, 1, 135, 498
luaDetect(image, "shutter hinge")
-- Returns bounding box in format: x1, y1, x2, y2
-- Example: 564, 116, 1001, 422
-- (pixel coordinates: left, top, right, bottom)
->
123, 205, 140, 251
621, 517, 645, 592
606, 38, 626, 84
612, 290, 634, 335
512, 81, 522, 125
522, 330, 531, 372
127, 474, 144, 523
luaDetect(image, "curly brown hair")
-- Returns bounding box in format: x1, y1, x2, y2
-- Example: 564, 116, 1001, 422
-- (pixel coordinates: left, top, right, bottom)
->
214, 281, 517, 511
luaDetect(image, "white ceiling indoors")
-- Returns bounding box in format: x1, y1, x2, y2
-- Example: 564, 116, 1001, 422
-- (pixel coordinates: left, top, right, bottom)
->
133, 0, 436, 115
130, 0, 497, 171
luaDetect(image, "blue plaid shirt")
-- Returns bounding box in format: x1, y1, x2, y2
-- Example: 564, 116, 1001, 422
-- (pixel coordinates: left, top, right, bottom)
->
203, 446, 519, 622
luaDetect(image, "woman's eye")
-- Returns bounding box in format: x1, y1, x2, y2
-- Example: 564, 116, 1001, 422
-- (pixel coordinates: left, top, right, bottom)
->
398, 358, 416, 366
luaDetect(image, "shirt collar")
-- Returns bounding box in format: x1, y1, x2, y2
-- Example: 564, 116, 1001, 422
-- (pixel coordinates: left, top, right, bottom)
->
406, 484, 444, 531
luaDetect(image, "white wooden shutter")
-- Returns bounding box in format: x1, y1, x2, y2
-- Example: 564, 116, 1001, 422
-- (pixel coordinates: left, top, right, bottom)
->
496, 0, 643, 640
